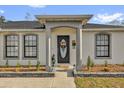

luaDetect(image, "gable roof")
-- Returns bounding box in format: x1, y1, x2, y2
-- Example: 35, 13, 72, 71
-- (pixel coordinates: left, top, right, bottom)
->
0, 21, 124, 29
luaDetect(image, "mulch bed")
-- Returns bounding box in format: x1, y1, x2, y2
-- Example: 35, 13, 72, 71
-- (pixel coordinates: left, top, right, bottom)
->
82, 64, 124, 72
0, 66, 46, 72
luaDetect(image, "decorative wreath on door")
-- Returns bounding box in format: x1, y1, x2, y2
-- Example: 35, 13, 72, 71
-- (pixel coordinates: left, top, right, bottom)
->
59, 39, 67, 58
60, 39, 67, 48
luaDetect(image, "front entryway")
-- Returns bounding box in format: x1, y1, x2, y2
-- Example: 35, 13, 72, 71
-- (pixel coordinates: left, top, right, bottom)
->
57, 35, 70, 63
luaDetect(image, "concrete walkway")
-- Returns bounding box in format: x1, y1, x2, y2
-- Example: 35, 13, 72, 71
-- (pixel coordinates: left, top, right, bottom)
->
51, 72, 76, 88
0, 72, 76, 88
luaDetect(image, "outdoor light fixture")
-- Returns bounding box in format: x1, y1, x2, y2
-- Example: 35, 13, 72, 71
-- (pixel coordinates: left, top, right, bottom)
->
72, 40, 76, 49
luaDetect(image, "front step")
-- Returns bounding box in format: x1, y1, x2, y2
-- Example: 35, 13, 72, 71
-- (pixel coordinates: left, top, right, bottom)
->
55, 64, 73, 71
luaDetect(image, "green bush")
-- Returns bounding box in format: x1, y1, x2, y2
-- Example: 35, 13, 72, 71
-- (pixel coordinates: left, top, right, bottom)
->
91, 60, 95, 67
122, 61, 124, 66
6, 60, 9, 68
16, 62, 21, 72
103, 67, 110, 72
36, 60, 40, 71
16, 62, 21, 68
104, 60, 108, 67
87, 56, 92, 70
28, 61, 31, 68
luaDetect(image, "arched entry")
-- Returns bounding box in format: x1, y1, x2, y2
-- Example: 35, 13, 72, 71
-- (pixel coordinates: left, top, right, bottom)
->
36, 15, 92, 71
51, 27, 77, 64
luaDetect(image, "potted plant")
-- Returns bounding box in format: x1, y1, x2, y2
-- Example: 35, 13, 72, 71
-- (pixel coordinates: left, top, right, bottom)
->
52, 54, 56, 72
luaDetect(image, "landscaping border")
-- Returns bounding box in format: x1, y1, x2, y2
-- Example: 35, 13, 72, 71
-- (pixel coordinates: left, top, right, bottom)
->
73, 70, 124, 77
0, 72, 54, 77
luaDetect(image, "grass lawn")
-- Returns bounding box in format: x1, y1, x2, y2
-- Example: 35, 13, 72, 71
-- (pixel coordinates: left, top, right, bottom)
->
74, 77, 124, 88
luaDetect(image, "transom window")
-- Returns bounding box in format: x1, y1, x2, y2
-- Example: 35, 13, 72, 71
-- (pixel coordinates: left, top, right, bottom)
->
5, 35, 19, 58
96, 34, 110, 57
24, 35, 37, 58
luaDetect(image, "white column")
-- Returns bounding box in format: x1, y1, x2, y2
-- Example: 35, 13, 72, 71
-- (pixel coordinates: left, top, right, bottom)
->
46, 27, 52, 72
76, 25, 83, 70
19, 34, 23, 60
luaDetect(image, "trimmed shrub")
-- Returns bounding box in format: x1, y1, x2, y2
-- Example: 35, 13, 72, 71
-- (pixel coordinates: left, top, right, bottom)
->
104, 60, 108, 67
87, 56, 92, 70
28, 60, 31, 68
91, 60, 95, 67
6, 60, 9, 68
123, 61, 124, 66
36, 60, 40, 71
16, 61, 21, 72
16, 62, 21, 68
103, 67, 110, 72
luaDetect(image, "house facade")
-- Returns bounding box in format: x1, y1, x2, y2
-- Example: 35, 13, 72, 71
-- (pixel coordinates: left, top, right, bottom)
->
0, 15, 124, 71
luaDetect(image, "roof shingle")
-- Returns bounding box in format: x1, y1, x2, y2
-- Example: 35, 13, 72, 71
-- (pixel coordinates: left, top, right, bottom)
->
83, 23, 124, 29
0, 21, 44, 29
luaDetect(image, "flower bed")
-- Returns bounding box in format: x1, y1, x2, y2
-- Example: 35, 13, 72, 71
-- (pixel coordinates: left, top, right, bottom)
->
82, 64, 124, 72
0, 66, 46, 72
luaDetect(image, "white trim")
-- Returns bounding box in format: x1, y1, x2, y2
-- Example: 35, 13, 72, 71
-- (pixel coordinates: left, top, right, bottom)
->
0, 28, 124, 32
36, 15, 93, 20
0, 29, 45, 32
82, 28, 124, 31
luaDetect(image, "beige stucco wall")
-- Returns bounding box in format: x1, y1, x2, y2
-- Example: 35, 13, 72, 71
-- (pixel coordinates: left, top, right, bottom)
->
82, 31, 124, 65
0, 29, 124, 66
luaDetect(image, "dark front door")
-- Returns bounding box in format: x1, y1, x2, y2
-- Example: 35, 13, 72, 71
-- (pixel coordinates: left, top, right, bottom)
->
57, 35, 70, 63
